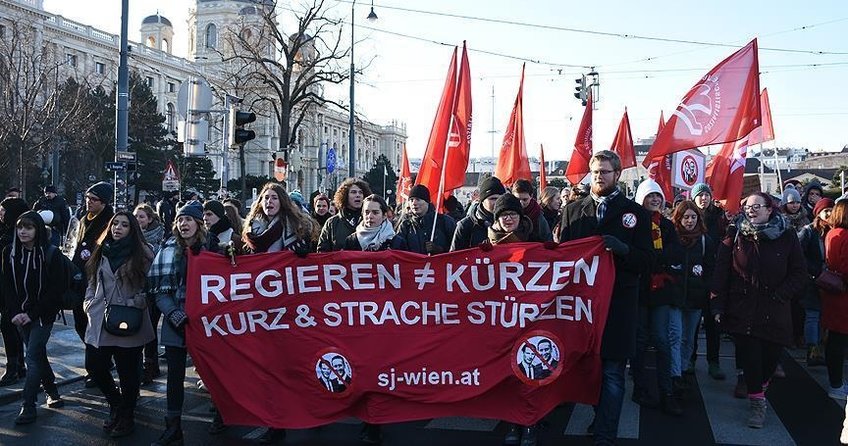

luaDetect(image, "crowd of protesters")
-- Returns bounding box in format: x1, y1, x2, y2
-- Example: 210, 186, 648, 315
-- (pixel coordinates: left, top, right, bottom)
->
1, 157, 847, 446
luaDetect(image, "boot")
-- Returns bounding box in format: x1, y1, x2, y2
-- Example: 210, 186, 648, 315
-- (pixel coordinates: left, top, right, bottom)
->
519, 425, 538, 446
258, 428, 286, 445
0, 361, 20, 386
102, 404, 119, 433
660, 393, 683, 416
360, 423, 382, 444
110, 416, 135, 438
734, 374, 747, 399
747, 398, 766, 428
151, 416, 183, 446
14, 406, 36, 425
807, 345, 825, 367
503, 423, 521, 445
631, 386, 658, 408
208, 410, 226, 435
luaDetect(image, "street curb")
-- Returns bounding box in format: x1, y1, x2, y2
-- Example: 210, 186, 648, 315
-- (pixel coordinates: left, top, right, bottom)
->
0, 374, 86, 406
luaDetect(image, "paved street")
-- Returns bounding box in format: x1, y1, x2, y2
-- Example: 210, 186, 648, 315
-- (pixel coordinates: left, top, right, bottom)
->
0, 317, 844, 446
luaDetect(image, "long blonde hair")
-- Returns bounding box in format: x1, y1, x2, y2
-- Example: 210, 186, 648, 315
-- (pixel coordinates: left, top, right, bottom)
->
243, 182, 317, 242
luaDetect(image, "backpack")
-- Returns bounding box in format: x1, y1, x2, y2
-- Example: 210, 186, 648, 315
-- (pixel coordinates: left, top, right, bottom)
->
45, 245, 85, 310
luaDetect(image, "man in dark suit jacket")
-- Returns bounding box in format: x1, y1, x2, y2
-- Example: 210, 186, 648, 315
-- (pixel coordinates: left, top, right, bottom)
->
558, 150, 653, 446
535, 339, 559, 379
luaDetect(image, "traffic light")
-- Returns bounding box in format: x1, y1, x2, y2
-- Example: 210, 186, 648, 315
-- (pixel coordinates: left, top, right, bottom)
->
228, 106, 257, 148
574, 75, 587, 106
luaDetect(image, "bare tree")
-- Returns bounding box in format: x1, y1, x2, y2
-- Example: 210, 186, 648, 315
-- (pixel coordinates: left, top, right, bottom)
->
215, 0, 354, 150
0, 15, 91, 198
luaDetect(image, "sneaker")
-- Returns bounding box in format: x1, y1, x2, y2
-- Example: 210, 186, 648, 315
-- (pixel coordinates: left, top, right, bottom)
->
829, 383, 848, 401
747, 398, 767, 429
45, 392, 64, 409
708, 362, 726, 380
14, 406, 36, 425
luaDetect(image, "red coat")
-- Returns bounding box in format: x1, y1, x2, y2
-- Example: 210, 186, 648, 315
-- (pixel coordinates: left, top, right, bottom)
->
823, 227, 848, 334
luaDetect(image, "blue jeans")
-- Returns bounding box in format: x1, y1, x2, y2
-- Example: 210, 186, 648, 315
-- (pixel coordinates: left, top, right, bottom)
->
19, 320, 56, 408
664, 306, 683, 378
593, 360, 627, 445
805, 309, 821, 345
680, 309, 702, 371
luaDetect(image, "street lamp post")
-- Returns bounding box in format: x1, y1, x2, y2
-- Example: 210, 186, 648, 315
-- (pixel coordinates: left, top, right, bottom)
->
349, 0, 377, 179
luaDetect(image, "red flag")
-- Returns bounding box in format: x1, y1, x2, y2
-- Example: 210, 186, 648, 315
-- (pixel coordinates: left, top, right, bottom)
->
646, 112, 674, 201
415, 43, 473, 211
747, 88, 774, 146
396, 144, 412, 203
643, 39, 761, 164
706, 137, 749, 213
539, 145, 547, 190
610, 108, 636, 169
566, 91, 593, 185
494, 64, 531, 186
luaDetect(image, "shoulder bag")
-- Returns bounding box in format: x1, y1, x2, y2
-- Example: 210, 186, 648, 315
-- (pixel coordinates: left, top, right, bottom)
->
816, 268, 846, 294
101, 270, 144, 337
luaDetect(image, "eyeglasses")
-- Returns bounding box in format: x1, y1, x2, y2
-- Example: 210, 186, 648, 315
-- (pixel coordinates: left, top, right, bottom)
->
590, 169, 615, 176
742, 204, 765, 212
499, 212, 519, 220
85, 195, 101, 202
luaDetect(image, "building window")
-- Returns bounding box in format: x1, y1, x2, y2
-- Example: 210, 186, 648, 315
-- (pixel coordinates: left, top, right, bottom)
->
166, 103, 175, 132
146, 76, 154, 87
95, 62, 105, 74
66, 54, 77, 67
168, 82, 175, 93
205, 23, 218, 49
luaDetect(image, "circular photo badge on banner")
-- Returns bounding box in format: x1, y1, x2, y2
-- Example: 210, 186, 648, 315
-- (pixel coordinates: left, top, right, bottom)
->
511, 330, 563, 386
314, 349, 353, 396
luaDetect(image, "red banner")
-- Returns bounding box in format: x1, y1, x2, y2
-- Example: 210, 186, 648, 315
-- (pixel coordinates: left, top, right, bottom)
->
185, 237, 615, 428
495, 64, 531, 186
610, 108, 636, 170
646, 111, 674, 201
643, 39, 760, 164
566, 91, 593, 185
746, 88, 774, 146
396, 144, 412, 203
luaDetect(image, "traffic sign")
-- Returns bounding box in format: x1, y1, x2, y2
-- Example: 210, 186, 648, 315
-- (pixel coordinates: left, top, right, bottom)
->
162, 159, 181, 192
327, 148, 336, 174
116, 152, 136, 161
105, 161, 127, 172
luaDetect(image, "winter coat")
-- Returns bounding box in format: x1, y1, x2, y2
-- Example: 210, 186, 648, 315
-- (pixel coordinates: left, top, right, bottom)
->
343, 233, 406, 251
640, 215, 685, 307
451, 204, 495, 251
141, 221, 166, 253
701, 203, 728, 243
0, 212, 63, 325
822, 227, 848, 334
83, 251, 155, 348
316, 211, 359, 253
522, 199, 554, 242
801, 181, 824, 221
394, 205, 456, 254
487, 216, 540, 245
679, 234, 717, 310
558, 192, 654, 360
711, 217, 807, 346
797, 223, 826, 311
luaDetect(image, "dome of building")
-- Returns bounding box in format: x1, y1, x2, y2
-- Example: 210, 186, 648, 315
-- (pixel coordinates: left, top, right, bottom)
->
142, 14, 172, 28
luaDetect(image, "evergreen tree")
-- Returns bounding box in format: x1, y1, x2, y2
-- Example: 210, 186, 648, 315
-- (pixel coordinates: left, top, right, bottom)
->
363, 154, 398, 203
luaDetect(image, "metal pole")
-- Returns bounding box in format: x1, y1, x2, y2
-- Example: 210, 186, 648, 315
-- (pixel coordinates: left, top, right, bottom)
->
220, 95, 230, 196
114, 0, 130, 210
348, 0, 356, 179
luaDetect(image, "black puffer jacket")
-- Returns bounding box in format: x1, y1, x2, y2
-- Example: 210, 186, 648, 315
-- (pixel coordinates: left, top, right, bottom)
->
450, 204, 495, 251
395, 204, 456, 254
679, 233, 717, 310
316, 209, 360, 253
797, 223, 825, 310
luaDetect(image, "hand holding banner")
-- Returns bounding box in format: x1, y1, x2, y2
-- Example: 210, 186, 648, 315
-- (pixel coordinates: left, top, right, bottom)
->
185, 237, 615, 428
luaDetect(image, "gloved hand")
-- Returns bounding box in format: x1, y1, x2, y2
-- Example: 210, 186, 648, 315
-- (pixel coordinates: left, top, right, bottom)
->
478, 239, 494, 252
543, 241, 559, 250
168, 309, 188, 329
294, 244, 310, 259
602, 235, 629, 256
425, 241, 445, 255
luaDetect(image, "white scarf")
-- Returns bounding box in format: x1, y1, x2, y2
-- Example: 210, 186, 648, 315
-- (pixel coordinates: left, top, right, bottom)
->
355, 220, 395, 251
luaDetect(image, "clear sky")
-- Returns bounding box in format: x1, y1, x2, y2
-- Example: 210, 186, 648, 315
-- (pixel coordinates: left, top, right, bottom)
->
43, 0, 848, 161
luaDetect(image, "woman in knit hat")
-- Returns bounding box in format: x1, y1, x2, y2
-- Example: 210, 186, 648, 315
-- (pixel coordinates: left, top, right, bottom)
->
148, 201, 219, 445
780, 187, 810, 233
0, 197, 29, 385
798, 197, 835, 367
203, 199, 244, 254
487, 194, 540, 245
451, 176, 507, 250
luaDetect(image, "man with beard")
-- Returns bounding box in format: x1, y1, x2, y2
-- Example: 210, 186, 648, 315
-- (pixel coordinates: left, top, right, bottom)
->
317, 178, 372, 252
558, 150, 653, 446
72, 181, 115, 388
511, 179, 553, 242
451, 176, 506, 251
395, 185, 456, 254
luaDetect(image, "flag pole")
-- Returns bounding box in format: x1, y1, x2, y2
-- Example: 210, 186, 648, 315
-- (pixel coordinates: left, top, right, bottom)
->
431, 118, 456, 245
